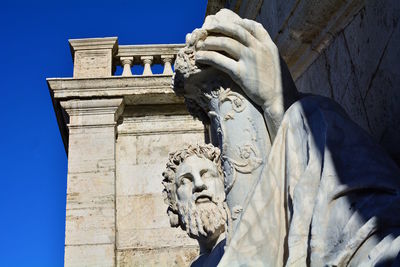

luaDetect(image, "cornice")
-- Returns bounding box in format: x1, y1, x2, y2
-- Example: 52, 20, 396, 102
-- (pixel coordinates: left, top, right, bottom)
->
60, 98, 124, 115
69, 37, 118, 58
47, 75, 182, 104
117, 44, 184, 57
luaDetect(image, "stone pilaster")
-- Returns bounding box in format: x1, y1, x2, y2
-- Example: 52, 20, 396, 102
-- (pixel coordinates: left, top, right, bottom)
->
61, 98, 124, 267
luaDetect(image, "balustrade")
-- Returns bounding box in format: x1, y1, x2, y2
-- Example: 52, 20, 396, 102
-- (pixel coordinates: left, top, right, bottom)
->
115, 43, 184, 77
68, 37, 184, 78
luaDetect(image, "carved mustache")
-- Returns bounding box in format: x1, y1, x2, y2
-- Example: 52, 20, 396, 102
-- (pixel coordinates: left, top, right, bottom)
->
193, 192, 214, 203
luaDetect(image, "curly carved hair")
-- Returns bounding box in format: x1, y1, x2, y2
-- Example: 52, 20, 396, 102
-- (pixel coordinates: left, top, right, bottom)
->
172, 28, 211, 124
162, 144, 222, 227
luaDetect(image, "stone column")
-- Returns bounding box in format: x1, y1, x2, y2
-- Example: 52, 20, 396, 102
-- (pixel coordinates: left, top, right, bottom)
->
61, 98, 124, 267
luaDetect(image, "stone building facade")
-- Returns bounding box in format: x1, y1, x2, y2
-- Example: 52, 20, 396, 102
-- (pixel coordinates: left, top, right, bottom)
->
48, 39, 204, 266
48, 1, 399, 266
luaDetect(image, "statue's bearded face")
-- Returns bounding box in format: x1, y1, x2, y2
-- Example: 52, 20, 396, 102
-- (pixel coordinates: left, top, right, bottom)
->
175, 155, 226, 240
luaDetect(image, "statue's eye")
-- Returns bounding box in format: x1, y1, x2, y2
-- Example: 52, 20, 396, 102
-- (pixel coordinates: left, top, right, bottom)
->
180, 176, 191, 185
201, 169, 217, 178
200, 169, 209, 178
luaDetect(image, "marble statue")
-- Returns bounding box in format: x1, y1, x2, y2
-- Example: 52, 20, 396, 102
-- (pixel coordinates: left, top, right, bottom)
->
162, 144, 230, 266
170, 8, 400, 267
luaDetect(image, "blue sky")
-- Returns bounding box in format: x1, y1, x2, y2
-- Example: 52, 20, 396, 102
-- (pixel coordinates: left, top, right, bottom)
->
0, 1, 206, 266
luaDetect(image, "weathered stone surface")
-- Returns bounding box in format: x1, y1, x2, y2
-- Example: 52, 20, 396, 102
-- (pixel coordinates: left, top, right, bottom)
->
116, 247, 198, 267
296, 0, 400, 164
69, 37, 118, 78
65, 206, 115, 245
136, 134, 205, 165
67, 131, 116, 173
65, 244, 115, 267
117, 163, 167, 195
118, 194, 169, 230
116, 194, 197, 249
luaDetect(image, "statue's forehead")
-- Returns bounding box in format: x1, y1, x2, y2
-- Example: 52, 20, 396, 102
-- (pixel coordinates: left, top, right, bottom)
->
176, 156, 216, 177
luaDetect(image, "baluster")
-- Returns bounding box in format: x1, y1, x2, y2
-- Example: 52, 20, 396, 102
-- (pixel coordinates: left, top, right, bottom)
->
161, 55, 174, 75
120, 56, 133, 76
141, 56, 153, 75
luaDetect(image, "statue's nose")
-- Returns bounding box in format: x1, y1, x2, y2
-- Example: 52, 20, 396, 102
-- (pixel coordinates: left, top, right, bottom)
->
193, 174, 207, 193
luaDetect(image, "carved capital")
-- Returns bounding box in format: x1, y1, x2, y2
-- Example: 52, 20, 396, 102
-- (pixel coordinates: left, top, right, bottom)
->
140, 55, 153, 65
161, 55, 174, 62
60, 98, 125, 130
120, 56, 134, 66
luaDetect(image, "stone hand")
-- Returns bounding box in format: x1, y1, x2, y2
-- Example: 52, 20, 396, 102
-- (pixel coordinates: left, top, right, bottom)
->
195, 9, 298, 140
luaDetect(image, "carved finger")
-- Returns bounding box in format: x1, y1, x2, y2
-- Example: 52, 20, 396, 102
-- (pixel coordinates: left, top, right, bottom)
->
203, 16, 255, 46
199, 36, 245, 61
237, 19, 272, 43
195, 50, 240, 81
213, 8, 243, 21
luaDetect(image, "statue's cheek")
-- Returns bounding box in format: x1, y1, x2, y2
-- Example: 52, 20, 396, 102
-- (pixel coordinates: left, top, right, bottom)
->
176, 185, 192, 202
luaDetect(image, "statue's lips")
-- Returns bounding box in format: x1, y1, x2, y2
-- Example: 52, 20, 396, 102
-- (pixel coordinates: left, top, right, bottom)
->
195, 194, 212, 203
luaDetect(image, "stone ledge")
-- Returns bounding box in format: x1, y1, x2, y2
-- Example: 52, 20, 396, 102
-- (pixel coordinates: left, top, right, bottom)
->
47, 75, 180, 103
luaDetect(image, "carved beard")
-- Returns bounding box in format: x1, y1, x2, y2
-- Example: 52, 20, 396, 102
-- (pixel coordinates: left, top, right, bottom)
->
178, 200, 227, 240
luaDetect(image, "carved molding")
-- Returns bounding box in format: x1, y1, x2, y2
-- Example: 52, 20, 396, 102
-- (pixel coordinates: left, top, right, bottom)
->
47, 76, 180, 101
117, 114, 204, 136
69, 37, 118, 58
60, 98, 125, 128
